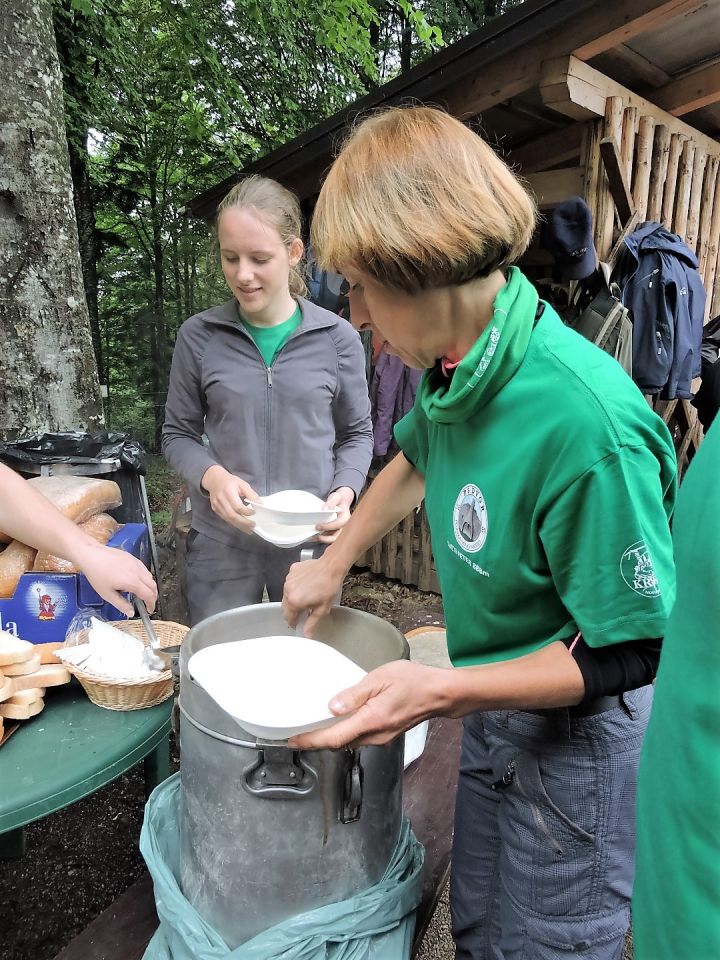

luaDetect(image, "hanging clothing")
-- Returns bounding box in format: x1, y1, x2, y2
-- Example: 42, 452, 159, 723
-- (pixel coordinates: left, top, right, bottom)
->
370, 350, 422, 457
692, 314, 720, 430
614, 221, 706, 399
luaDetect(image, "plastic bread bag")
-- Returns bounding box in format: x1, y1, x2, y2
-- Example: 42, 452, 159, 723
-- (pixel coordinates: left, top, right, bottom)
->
0, 476, 122, 544
0, 541, 38, 598
33, 513, 121, 573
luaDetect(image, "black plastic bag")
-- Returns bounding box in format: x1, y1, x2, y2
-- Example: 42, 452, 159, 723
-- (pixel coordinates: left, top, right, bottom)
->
0, 432, 146, 475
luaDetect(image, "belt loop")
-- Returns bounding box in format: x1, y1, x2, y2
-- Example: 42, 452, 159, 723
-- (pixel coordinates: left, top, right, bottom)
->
620, 692, 637, 719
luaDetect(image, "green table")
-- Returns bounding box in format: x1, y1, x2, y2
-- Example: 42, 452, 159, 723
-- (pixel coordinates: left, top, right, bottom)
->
0, 681, 172, 858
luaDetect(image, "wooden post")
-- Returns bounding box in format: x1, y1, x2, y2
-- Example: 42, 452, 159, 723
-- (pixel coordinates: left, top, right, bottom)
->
598, 98, 624, 258
401, 511, 414, 584
620, 106, 638, 183
647, 124, 670, 223
685, 150, 708, 253
385, 523, 398, 581
582, 119, 603, 240
703, 164, 720, 322
633, 116, 656, 223
697, 157, 719, 287
418, 504, 434, 593
661, 133, 686, 229
674, 139, 696, 236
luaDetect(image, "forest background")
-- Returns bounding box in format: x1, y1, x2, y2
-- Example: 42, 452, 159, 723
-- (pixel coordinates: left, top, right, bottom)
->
46, 0, 518, 452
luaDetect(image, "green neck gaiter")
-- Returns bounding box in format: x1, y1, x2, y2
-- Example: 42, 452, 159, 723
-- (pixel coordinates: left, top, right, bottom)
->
418, 267, 539, 424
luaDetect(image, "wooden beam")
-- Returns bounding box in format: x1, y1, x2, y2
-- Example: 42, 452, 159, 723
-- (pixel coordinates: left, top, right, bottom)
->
508, 124, 583, 171
572, 0, 706, 61
598, 43, 672, 88
526, 167, 584, 207
441, 0, 704, 119
539, 56, 720, 157
653, 60, 720, 116
599, 136, 635, 224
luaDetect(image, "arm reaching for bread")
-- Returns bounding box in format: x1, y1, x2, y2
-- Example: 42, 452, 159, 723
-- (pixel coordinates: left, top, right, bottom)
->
0, 464, 157, 615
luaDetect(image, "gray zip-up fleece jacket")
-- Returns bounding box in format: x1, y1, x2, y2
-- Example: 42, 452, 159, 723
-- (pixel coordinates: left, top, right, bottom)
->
162, 297, 373, 548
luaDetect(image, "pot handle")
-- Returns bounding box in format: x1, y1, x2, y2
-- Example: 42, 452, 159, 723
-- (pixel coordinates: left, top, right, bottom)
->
242, 745, 318, 799
341, 749, 364, 823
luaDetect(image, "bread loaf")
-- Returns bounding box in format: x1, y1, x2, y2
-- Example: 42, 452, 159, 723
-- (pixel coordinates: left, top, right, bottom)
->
0, 541, 38, 598
33, 513, 121, 573
0, 476, 122, 542
0, 671, 11, 703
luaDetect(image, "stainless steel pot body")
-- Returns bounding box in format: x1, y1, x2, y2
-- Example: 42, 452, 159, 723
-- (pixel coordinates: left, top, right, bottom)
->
178, 603, 408, 946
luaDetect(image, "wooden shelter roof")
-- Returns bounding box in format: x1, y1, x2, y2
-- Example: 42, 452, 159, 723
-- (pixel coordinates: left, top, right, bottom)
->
186, 0, 720, 218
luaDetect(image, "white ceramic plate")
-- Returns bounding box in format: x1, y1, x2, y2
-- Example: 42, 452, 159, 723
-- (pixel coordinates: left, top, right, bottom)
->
251, 490, 336, 548
188, 636, 367, 740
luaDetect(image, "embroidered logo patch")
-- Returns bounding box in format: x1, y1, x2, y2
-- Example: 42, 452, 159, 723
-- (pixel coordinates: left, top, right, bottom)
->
620, 541, 661, 597
453, 484, 488, 554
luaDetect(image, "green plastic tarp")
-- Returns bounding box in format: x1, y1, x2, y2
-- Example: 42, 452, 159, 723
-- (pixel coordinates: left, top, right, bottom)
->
140, 774, 425, 960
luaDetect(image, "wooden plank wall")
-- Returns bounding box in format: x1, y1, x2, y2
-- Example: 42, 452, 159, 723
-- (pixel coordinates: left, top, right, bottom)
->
591, 97, 720, 474
354, 459, 440, 593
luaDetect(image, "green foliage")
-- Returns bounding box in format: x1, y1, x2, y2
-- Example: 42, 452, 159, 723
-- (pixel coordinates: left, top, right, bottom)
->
52, 0, 518, 451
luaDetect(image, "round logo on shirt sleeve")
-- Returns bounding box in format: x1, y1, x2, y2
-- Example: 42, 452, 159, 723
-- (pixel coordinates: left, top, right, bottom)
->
620, 540, 661, 597
453, 484, 488, 553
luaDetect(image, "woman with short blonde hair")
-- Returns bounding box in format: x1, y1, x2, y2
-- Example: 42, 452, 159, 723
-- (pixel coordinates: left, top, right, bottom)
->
283, 106, 677, 960
313, 107, 536, 293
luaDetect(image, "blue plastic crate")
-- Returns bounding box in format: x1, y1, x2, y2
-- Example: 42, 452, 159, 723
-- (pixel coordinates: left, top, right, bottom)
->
0, 523, 149, 644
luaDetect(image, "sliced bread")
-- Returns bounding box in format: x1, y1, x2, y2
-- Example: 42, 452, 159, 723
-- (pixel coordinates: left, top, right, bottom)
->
0, 698, 44, 720
8, 687, 46, 705
2, 653, 42, 676
0, 632, 35, 666
10, 664, 71, 693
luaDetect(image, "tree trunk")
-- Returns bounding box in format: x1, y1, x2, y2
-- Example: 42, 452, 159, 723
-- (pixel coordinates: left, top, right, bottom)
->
0, 0, 103, 438
68, 138, 103, 377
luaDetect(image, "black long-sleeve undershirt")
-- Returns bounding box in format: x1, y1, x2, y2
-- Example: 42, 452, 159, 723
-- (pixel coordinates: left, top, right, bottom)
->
563, 634, 662, 701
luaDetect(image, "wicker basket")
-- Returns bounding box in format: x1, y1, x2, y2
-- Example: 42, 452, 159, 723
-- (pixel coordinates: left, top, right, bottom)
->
62, 619, 188, 711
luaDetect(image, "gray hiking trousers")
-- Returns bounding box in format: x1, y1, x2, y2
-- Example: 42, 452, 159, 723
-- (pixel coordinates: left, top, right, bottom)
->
450, 686, 653, 959
185, 530, 321, 626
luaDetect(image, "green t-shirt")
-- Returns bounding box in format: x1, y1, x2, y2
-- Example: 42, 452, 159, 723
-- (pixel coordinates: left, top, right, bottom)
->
633, 420, 720, 959
394, 267, 677, 666
241, 304, 301, 367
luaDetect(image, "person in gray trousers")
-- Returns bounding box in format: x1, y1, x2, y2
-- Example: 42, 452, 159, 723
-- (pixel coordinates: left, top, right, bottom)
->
162, 176, 373, 625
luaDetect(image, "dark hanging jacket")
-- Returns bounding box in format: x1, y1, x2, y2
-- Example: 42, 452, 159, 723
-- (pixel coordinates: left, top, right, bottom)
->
615, 222, 706, 399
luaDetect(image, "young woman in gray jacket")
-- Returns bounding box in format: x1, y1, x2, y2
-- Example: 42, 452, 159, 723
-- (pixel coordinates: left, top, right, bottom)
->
162, 176, 373, 625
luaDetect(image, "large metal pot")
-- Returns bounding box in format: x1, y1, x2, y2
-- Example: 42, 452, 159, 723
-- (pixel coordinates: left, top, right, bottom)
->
178, 602, 408, 946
